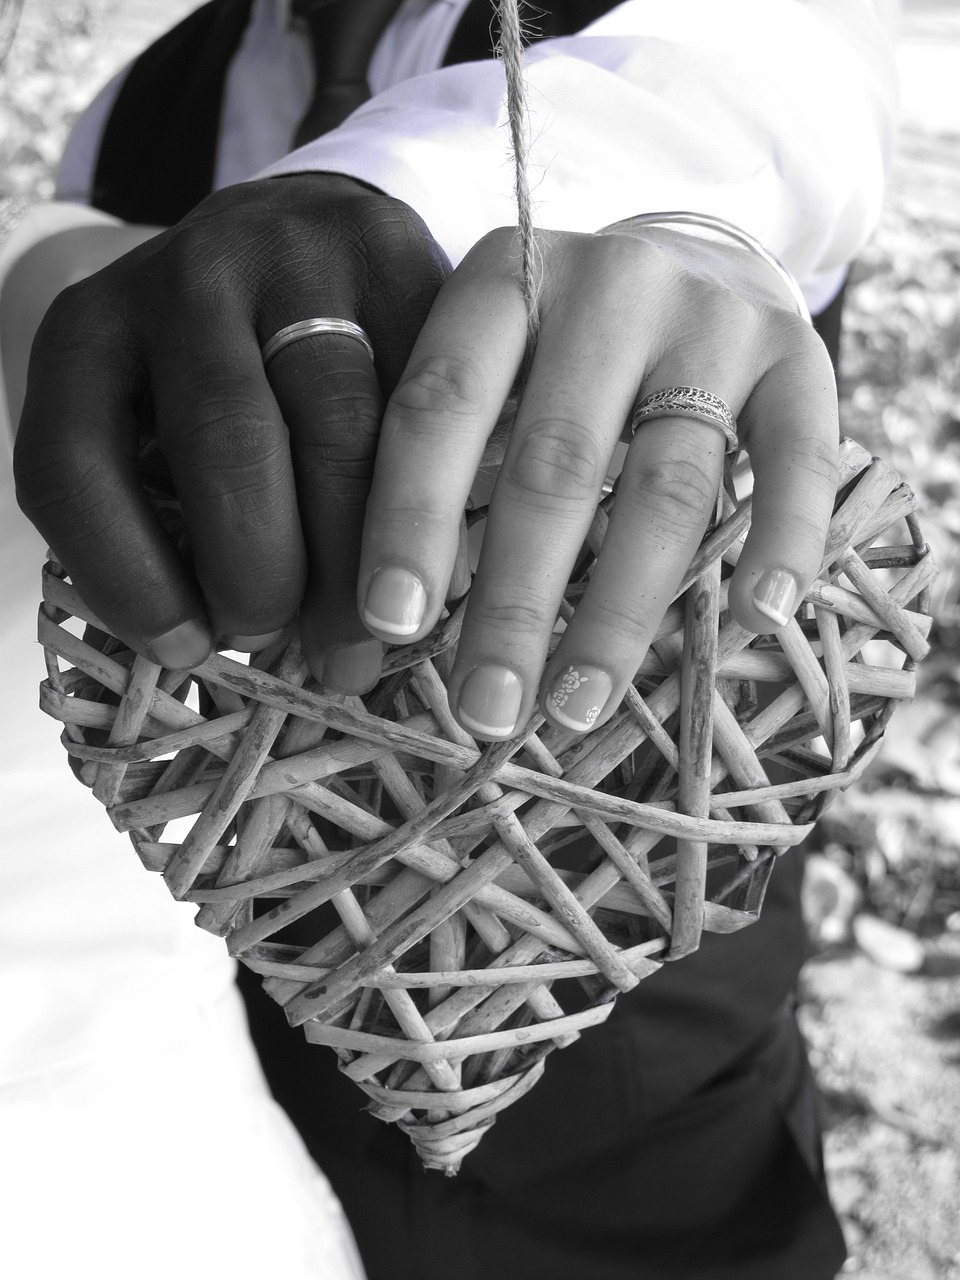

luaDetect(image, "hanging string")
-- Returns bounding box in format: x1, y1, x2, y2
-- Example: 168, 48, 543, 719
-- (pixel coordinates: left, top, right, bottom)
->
496, 0, 540, 357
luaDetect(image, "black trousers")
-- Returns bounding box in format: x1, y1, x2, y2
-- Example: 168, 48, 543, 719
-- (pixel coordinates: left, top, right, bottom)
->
345, 1008, 840, 1280
237, 847, 847, 1278
239, 963, 845, 1280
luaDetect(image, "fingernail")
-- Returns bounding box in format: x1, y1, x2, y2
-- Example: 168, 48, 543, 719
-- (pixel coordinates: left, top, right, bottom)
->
321, 638, 384, 694
146, 619, 212, 670
221, 629, 285, 653
457, 665, 523, 738
362, 567, 427, 636
752, 569, 799, 628
546, 663, 612, 732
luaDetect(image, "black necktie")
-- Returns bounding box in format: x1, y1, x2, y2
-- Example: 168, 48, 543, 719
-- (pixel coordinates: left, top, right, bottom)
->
292, 0, 404, 147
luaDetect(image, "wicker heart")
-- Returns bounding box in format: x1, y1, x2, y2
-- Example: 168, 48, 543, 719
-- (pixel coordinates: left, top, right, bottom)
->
38, 438, 933, 1174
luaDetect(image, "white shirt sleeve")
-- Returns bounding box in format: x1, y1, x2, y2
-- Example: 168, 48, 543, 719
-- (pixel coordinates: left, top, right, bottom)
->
258, 0, 898, 293
55, 68, 129, 204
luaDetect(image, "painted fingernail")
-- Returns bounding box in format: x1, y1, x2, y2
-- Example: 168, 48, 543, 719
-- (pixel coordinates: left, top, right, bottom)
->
362, 567, 427, 636
752, 569, 799, 628
221, 629, 285, 653
146, 619, 212, 670
457, 665, 523, 738
547, 664, 612, 732
321, 638, 384, 694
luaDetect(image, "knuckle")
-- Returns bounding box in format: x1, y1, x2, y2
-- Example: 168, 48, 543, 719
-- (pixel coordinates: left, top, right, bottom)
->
470, 226, 523, 266
772, 487, 832, 545
810, 433, 840, 485
15, 423, 106, 526
581, 595, 653, 640
371, 503, 446, 545
220, 456, 289, 514
347, 191, 431, 248
37, 279, 129, 356
163, 228, 238, 306
204, 555, 305, 621
389, 354, 486, 421
36, 280, 89, 333
16, 347, 140, 542
156, 215, 278, 321
783, 428, 839, 477
791, 508, 829, 549
603, 232, 666, 280
296, 414, 377, 482
502, 422, 605, 505
163, 403, 289, 496
477, 226, 518, 252
205, 422, 284, 476
754, 306, 814, 364
566, 234, 673, 317
708, 277, 755, 324
624, 453, 717, 529
595, 229, 665, 271
476, 595, 549, 636
681, 283, 759, 353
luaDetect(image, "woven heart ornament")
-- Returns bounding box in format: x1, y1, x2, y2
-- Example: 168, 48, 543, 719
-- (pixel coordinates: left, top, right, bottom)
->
37, 438, 933, 1174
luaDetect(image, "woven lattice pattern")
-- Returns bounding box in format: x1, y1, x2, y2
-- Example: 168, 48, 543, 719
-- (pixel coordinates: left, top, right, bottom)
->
38, 439, 933, 1173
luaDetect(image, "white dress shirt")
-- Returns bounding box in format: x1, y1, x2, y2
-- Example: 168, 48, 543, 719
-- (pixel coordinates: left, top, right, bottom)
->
57, 0, 898, 310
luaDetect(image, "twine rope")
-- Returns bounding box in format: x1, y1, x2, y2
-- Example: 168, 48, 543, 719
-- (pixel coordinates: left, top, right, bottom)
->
495, 3, 811, 351
496, 0, 540, 352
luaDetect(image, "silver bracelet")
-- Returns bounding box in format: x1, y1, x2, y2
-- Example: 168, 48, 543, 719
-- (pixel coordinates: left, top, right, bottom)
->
597, 210, 811, 323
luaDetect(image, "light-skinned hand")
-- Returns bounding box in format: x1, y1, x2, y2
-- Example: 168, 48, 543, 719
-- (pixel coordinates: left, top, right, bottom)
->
360, 224, 838, 738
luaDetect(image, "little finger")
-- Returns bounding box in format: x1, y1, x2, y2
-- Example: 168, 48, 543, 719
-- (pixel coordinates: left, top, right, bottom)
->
727, 331, 839, 632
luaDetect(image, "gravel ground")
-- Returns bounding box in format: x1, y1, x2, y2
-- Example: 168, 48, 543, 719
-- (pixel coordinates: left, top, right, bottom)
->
2, 4, 959, 1279
799, 8, 960, 1277
800, 934, 960, 1279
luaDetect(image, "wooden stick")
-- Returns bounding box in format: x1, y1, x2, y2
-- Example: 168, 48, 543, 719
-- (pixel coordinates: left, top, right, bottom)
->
672, 556, 720, 958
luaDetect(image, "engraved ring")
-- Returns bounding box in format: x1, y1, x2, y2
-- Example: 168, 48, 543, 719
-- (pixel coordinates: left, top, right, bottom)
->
261, 318, 375, 367
629, 386, 739, 454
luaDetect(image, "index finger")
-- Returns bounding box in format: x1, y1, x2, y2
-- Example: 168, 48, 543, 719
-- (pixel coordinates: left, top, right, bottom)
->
15, 291, 214, 669
357, 234, 529, 643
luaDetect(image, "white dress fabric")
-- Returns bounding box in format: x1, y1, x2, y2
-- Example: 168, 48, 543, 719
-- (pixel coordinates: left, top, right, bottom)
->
0, 209, 366, 1280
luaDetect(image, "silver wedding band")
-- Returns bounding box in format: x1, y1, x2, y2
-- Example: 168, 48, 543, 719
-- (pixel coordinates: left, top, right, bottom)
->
630, 386, 739, 454
261, 317, 375, 367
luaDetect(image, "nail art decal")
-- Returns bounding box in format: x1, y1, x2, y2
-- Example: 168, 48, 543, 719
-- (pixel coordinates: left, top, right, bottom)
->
548, 664, 612, 732
551, 666, 598, 721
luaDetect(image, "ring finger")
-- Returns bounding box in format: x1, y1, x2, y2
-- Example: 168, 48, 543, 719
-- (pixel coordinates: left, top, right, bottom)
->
540, 327, 838, 733
539, 411, 726, 733
264, 322, 386, 691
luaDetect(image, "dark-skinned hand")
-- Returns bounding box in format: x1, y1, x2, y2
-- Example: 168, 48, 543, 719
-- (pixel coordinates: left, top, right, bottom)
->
14, 173, 448, 690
